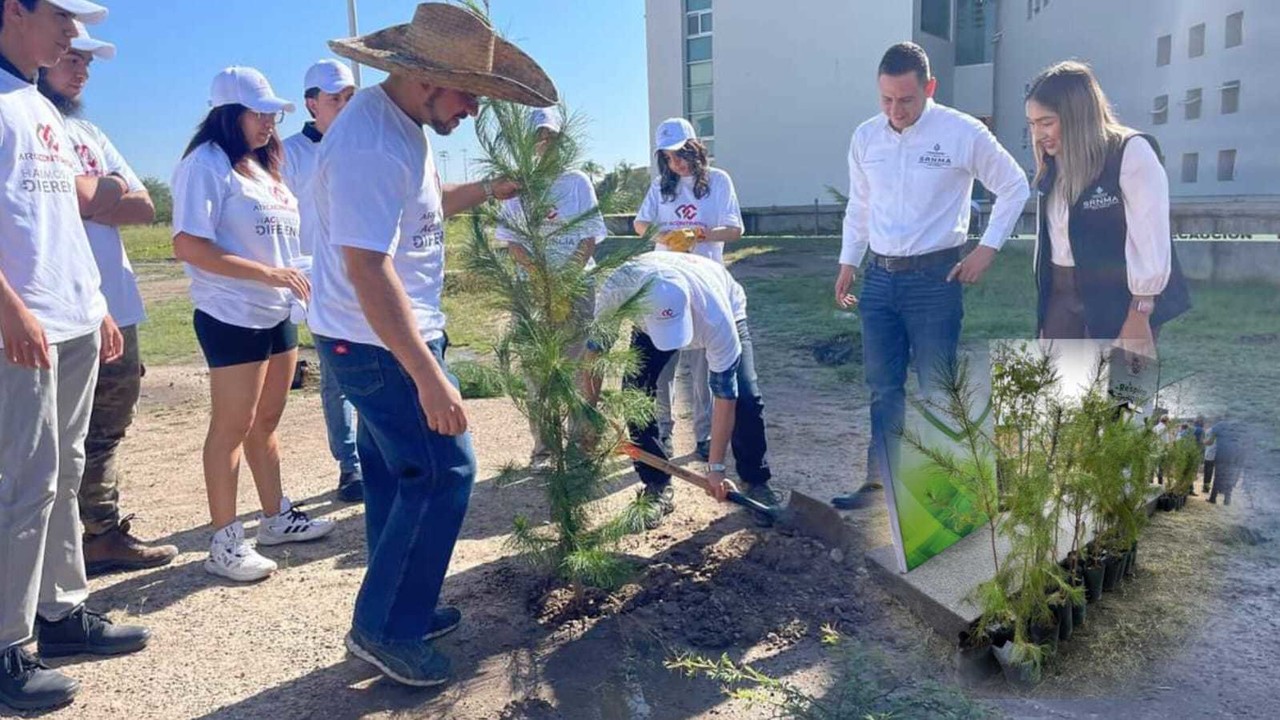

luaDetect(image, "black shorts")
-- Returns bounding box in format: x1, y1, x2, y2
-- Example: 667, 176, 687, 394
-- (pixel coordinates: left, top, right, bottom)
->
193, 310, 297, 369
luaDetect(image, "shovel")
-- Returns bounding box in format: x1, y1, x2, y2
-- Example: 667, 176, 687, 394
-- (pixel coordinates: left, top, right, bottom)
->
617, 441, 854, 551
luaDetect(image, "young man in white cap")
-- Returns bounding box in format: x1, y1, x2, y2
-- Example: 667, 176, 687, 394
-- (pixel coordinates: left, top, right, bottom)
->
494, 105, 607, 471
595, 250, 774, 529
832, 42, 1029, 510
37, 23, 179, 577
313, 2, 556, 687
0, 0, 150, 711
281, 58, 362, 502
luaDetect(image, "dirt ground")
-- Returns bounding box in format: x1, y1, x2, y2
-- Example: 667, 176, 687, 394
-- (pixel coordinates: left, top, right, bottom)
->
10, 251, 1278, 720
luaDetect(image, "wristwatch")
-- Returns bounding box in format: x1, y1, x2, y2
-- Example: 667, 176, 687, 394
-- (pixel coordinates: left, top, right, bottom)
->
481, 178, 495, 202
707, 462, 727, 474
1130, 297, 1156, 315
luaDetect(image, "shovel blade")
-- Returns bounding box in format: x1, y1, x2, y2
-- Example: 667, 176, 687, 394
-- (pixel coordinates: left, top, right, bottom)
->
779, 490, 855, 551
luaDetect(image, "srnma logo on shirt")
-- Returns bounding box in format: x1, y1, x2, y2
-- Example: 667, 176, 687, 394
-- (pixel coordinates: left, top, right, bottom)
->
1081, 185, 1120, 212
917, 143, 952, 169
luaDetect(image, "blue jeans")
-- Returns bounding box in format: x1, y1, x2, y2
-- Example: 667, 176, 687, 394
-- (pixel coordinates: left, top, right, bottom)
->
315, 335, 476, 644
318, 359, 360, 474
859, 262, 963, 483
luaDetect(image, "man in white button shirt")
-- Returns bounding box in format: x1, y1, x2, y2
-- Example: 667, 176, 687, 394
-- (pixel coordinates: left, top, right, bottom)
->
832, 43, 1029, 510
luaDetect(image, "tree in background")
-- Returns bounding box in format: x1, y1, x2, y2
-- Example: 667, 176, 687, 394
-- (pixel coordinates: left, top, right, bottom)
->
141, 177, 172, 225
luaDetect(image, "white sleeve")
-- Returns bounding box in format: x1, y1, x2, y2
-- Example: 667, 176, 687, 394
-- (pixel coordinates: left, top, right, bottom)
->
1119, 137, 1172, 297
699, 292, 742, 373
171, 155, 225, 241
493, 198, 519, 247
969, 121, 1031, 251
714, 172, 743, 229
840, 131, 870, 266
327, 150, 410, 254
635, 180, 660, 224
575, 174, 608, 239
95, 129, 144, 193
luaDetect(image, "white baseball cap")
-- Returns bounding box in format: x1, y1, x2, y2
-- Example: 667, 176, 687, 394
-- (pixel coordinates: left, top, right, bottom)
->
530, 106, 562, 133
48, 0, 107, 24
654, 117, 696, 152
642, 273, 694, 351
70, 21, 115, 60
209, 67, 295, 114
303, 59, 356, 94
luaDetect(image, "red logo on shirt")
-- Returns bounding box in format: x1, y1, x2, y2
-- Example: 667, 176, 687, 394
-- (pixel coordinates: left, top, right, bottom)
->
75, 144, 102, 176
270, 184, 291, 205
36, 123, 60, 154
675, 204, 698, 221
659, 308, 676, 319
546, 208, 559, 221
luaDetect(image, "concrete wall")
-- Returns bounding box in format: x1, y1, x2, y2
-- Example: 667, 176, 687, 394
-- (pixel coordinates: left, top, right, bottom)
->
912, 0, 957, 106
643, 0, 685, 163
953, 62, 994, 118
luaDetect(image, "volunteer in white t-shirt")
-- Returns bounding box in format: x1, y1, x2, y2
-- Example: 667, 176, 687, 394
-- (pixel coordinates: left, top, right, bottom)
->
171, 66, 334, 584
593, 251, 774, 530
0, 0, 150, 712
36, 23, 180, 577
281, 59, 363, 503
314, 2, 555, 687
635, 117, 743, 462
494, 105, 607, 469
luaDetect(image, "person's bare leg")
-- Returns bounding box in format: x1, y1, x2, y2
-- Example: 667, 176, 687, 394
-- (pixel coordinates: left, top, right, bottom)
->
204, 361, 269, 529
243, 349, 297, 517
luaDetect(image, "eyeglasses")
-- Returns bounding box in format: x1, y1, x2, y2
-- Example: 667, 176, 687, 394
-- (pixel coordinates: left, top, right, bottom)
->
250, 110, 286, 125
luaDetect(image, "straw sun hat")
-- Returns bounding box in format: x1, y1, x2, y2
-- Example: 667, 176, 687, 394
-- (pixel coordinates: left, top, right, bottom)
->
329, 2, 558, 107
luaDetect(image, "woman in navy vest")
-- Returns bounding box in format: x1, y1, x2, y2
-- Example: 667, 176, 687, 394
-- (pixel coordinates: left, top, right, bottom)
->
1026, 61, 1189, 349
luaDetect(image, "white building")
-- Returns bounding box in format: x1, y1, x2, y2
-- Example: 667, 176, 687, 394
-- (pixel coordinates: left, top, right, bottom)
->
644, 0, 1277, 209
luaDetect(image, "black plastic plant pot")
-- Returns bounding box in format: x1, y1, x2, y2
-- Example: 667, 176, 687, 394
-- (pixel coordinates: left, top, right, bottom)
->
1084, 564, 1105, 603
1124, 543, 1138, 578
1028, 615, 1060, 656
993, 641, 1040, 690
1158, 495, 1174, 511
1102, 554, 1124, 592
1071, 597, 1087, 628
956, 631, 1000, 684
1054, 600, 1074, 641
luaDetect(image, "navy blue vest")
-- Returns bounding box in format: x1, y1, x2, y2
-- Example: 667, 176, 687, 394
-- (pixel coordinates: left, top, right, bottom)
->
1035, 134, 1191, 339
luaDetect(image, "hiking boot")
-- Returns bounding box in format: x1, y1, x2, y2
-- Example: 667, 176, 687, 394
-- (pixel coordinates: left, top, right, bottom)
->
744, 483, 780, 527
638, 483, 676, 530
337, 469, 365, 503
695, 439, 711, 462
205, 521, 277, 582
257, 497, 335, 546
832, 482, 883, 510
426, 606, 462, 641
83, 515, 178, 577
345, 628, 450, 687
0, 646, 78, 711
36, 605, 150, 658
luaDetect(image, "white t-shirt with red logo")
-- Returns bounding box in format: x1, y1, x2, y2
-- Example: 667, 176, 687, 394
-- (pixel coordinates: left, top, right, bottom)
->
281, 128, 320, 261
635, 167, 742, 264
171, 141, 301, 329
308, 85, 447, 347
0, 71, 106, 348
66, 118, 147, 328
495, 169, 605, 270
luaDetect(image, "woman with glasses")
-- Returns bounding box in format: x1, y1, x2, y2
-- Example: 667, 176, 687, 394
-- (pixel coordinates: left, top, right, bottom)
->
633, 118, 743, 462
171, 67, 333, 583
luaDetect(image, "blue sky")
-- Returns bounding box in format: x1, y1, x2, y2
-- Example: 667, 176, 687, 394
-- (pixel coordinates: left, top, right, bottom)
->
72, 0, 651, 183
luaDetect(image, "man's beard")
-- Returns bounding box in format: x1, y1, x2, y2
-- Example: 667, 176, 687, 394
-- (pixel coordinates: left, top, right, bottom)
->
423, 87, 457, 136
36, 75, 82, 117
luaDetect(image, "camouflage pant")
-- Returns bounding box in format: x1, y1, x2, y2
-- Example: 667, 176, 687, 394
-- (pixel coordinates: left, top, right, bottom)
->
80, 324, 141, 536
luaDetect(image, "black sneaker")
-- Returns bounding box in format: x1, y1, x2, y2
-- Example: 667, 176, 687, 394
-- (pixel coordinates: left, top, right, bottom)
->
345, 628, 450, 687
337, 469, 365, 503
744, 483, 780, 527
36, 606, 149, 658
0, 645, 78, 711
695, 440, 711, 462
425, 606, 462, 641
832, 483, 883, 511
638, 484, 676, 530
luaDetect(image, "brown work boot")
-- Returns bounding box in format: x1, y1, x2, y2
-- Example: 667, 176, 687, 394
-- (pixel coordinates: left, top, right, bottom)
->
82, 515, 178, 577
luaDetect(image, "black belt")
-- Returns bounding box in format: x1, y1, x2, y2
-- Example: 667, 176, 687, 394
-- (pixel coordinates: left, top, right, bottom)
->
868, 246, 961, 273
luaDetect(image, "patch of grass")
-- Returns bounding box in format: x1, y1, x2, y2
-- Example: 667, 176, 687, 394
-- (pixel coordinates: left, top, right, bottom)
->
452, 359, 505, 399
122, 224, 175, 262
137, 296, 199, 365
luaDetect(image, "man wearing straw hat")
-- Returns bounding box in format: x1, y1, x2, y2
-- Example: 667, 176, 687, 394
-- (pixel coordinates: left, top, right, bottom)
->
309, 2, 556, 687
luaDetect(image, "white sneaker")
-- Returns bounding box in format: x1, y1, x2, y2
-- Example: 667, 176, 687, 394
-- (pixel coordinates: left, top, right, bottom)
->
256, 497, 335, 546
204, 521, 277, 582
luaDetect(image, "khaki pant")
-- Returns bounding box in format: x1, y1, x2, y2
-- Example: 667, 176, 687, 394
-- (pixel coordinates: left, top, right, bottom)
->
80, 325, 141, 536
0, 331, 99, 648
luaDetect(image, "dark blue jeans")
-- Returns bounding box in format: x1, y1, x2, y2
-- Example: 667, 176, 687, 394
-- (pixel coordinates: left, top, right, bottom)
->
859, 262, 963, 483
625, 319, 771, 488
315, 335, 476, 644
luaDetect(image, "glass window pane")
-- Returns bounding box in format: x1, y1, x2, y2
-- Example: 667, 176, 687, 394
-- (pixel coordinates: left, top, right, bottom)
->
690, 113, 715, 137
701, 13, 713, 33
686, 86, 713, 114
921, 0, 951, 39
1221, 83, 1240, 114
1226, 11, 1243, 48
1181, 153, 1198, 183
1189, 23, 1205, 57
685, 0, 711, 12
1185, 88, 1202, 120
703, 139, 715, 157
1157, 35, 1171, 66
687, 14, 700, 36
687, 36, 712, 62
686, 61, 713, 87
1218, 149, 1236, 181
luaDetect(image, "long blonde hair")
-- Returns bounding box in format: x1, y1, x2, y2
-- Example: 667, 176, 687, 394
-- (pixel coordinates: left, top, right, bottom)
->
1027, 61, 1129, 205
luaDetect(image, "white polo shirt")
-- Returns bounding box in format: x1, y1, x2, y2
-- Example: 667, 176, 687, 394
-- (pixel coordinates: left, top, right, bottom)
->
0, 70, 106, 348
840, 99, 1030, 266
308, 85, 447, 347
495, 169, 605, 270
636, 167, 742, 264
598, 251, 746, 373
66, 118, 147, 328
171, 141, 301, 329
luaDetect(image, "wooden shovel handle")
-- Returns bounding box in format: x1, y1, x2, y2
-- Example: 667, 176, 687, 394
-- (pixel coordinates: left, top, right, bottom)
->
617, 441, 778, 517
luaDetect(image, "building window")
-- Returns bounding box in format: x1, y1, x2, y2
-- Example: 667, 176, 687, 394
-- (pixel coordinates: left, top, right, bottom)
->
1189, 23, 1205, 57
1152, 95, 1168, 125
1218, 149, 1237, 181
1183, 88, 1202, 120
1181, 153, 1199, 183
1156, 35, 1171, 66
683, 0, 713, 153
921, 0, 951, 39
1220, 80, 1240, 114
956, 0, 994, 65
1226, 11, 1243, 48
